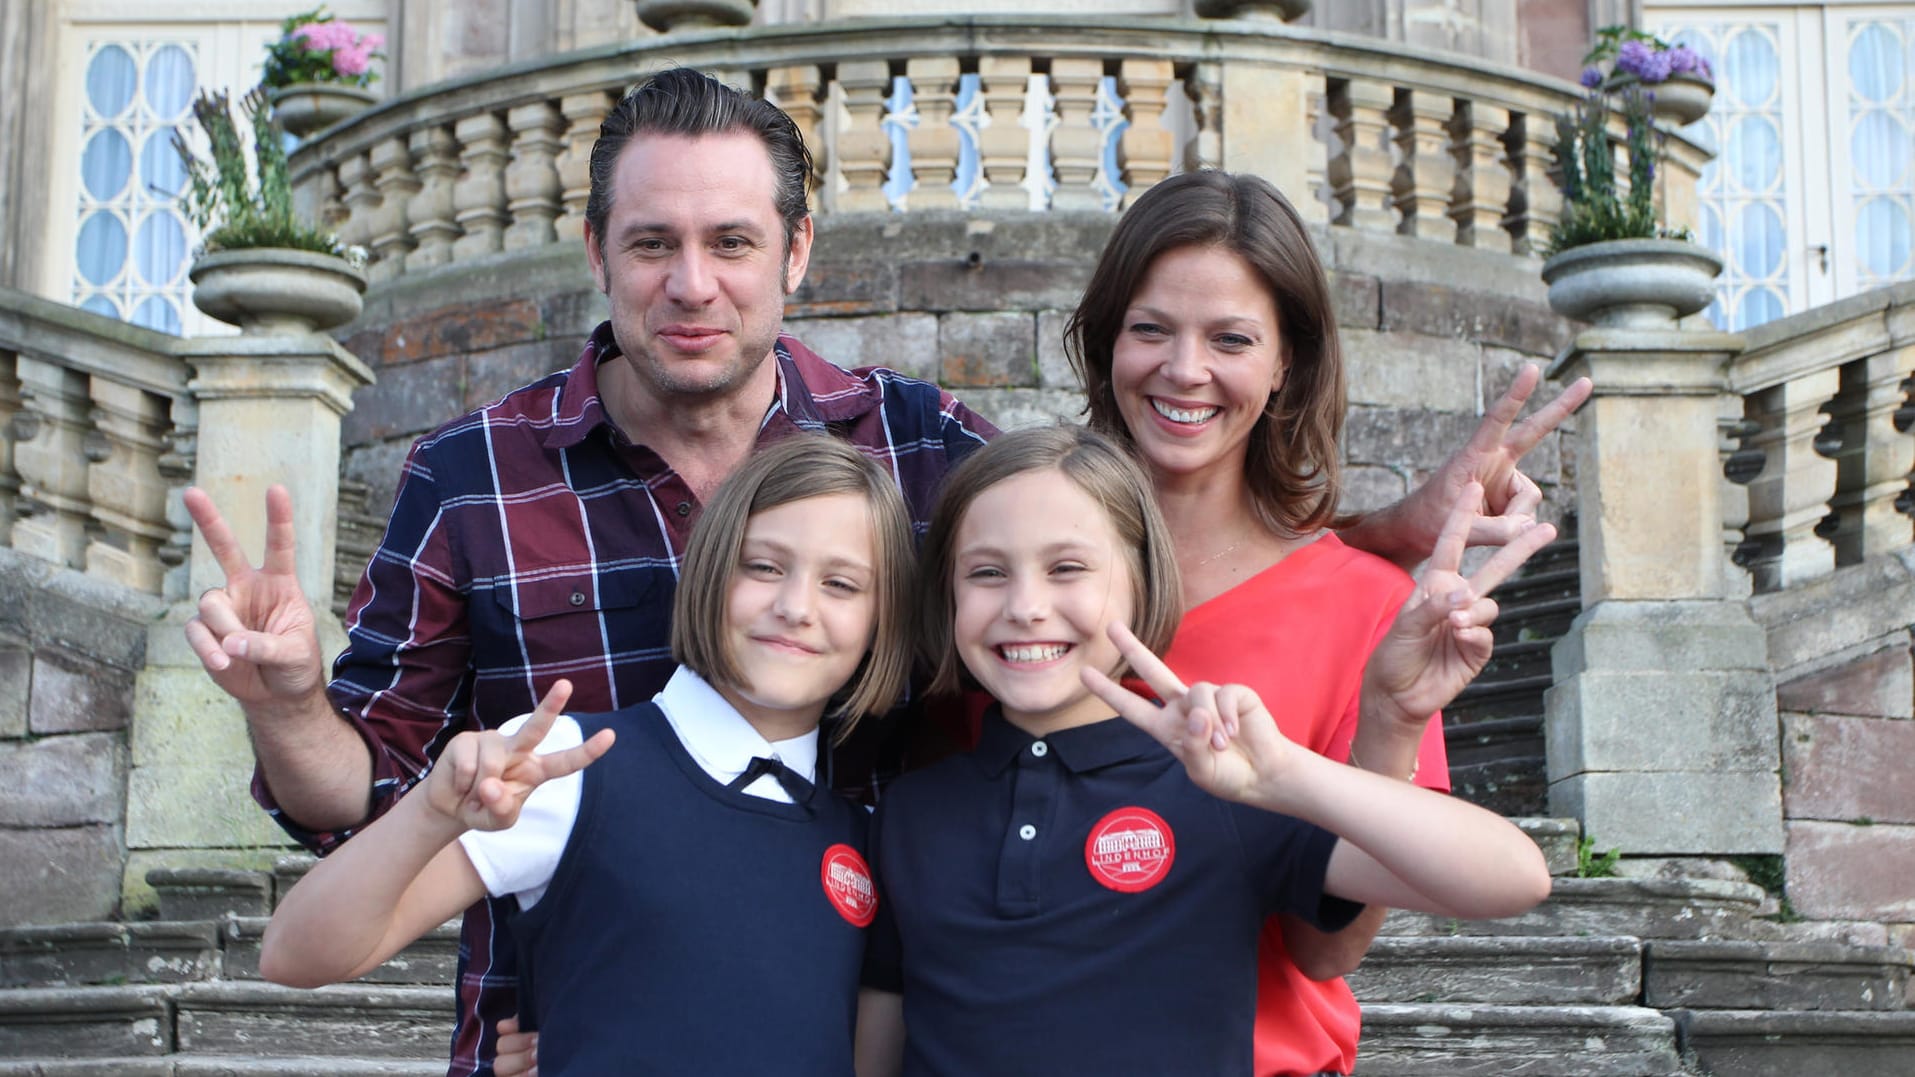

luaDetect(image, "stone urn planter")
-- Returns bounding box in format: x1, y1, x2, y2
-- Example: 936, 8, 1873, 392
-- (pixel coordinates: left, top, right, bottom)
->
190, 248, 367, 335
267, 82, 377, 137
1195, 0, 1311, 20
635, 0, 756, 32
1605, 72, 1714, 127
1540, 238, 1722, 330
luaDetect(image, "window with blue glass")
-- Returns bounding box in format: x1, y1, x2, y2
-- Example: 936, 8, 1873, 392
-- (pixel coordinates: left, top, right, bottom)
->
74, 40, 197, 335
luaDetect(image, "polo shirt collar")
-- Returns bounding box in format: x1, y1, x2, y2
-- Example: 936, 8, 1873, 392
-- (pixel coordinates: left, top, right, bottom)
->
545, 323, 882, 451
974, 706, 1161, 778
655, 666, 819, 786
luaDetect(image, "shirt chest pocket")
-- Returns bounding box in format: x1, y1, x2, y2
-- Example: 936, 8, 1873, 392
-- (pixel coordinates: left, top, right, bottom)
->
480, 569, 675, 659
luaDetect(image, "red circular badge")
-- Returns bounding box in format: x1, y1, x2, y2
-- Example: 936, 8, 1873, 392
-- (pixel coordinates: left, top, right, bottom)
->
820, 843, 878, 927
1084, 806, 1176, 893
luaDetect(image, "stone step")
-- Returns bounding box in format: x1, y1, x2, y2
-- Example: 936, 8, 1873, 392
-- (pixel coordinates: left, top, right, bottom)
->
1, 922, 220, 988
220, 918, 461, 986
1349, 936, 1641, 1005
1672, 1009, 1915, 1077
1384, 877, 1766, 941
147, 870, 273, 922
174, 982, 452, 1060
1356, 1003, 1682, 1075
1646, 939, 1914, 1012
0, 986, 172, 1059
1514, 818, 1582, 877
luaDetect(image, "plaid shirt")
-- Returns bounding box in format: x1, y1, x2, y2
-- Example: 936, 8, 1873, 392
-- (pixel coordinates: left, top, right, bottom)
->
254, 323, 994, 1076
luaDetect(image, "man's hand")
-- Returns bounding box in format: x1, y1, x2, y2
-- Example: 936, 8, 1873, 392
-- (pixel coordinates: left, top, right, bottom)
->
1363, 482, 1555, 730
1346, 364, 1590, 567
182, 485, 327, 710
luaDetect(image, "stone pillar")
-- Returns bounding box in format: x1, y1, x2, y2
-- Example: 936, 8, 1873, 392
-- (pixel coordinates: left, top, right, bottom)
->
1545, 326, 1787, 855
120, 334, 373, 912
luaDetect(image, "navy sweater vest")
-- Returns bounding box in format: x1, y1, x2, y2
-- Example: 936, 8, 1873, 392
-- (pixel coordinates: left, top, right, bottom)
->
511, 703, 869, 1075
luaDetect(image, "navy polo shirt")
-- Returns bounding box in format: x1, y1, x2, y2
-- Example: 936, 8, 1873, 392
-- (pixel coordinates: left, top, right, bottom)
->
867, 710, 1361, 1077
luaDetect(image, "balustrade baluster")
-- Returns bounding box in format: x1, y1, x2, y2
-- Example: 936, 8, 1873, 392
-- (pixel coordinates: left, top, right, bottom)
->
1823, 351, 1915, 564
9, 357, 91, 571
366, 137, 420, 282
905, 58, 962, 211
1190, 62, 1223, 172
1118, 59, 1174, 208
1049, 59, 1105, 211
1448, 100, 1512, 252
1742, 371, 1840, 591
1391, 89, 1457, 241
505, 102, 565, 250
1328, 79, 1396, 234
764, 68, 824, 206
834, 62, 893, 214
0, 351, 19, 540
452, 113, 510, 258
1501, 111, 1559, 256
975, 57, 1031, 211
406, 125, 461, 273
83, 379, 170, 593
155, 400, 196, 603
556, 91, 615, 242
335, 151, 378, 259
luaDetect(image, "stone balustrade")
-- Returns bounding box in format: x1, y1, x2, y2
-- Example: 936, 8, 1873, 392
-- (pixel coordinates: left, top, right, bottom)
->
288, 15, 1708, 286
1, 291, 195, 600
1724, 282, 1915, 594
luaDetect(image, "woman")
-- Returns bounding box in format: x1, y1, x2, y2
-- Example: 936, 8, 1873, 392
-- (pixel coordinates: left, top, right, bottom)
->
1065, 168, 1583, 1077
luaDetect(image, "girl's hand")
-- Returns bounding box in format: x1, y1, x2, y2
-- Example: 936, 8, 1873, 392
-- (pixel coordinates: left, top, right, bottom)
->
1364, 481, 1556, 729
494, 1016, 539, 1077
423, 680, 615, 831
1081, 623, 1301, 806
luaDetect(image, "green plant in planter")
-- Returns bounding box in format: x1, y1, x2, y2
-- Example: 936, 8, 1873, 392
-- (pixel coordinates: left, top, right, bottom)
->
1545, 84, 1691, 256
172, 87, 342, 257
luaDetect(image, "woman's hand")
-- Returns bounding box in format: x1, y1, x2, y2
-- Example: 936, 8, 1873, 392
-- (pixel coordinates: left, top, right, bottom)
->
1363, 482, 1556, 730
423, 680, 614, 831
1082, 623, 1302, 806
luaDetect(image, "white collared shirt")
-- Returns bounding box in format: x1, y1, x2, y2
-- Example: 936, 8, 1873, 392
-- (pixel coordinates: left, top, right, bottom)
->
458, 667, 819, 909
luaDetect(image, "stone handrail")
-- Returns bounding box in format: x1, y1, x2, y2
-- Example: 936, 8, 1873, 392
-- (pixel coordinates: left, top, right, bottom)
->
1723, 281, 1915, 593
288, 15, 1709, 286
0, 290, 196, 600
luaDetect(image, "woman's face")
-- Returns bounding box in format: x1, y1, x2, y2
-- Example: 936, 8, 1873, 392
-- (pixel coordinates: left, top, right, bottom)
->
1108, 244, 1286, 486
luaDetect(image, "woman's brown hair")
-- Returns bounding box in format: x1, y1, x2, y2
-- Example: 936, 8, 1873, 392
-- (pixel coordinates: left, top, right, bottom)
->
671, 434, 915, 739
917, 425, 1183, 696
1065, 170, 1346, 535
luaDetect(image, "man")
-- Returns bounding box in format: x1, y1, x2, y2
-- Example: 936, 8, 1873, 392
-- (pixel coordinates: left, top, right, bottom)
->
185, 68, 1585, 1075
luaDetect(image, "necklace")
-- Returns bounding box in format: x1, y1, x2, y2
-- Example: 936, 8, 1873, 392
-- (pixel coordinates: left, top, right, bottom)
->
1194, 536, 1248, 568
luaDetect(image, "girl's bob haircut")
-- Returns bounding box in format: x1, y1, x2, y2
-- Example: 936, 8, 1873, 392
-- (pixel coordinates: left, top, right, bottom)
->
1065, 169, 1346, 536
918, 425, 1183, 696
671, 433, 915, 740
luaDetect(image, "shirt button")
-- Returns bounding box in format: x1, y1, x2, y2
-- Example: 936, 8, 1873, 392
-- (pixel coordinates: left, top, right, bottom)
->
675, 501, 692, 517
1018, 824, 1037, 841
568, 591, 586, 606
1031, 741, 1048, 757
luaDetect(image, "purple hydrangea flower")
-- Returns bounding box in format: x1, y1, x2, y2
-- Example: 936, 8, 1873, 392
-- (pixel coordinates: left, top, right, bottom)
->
1615, 39, 1677, 83
1665, 45, 1713, 81
1581, 66, 1604, 88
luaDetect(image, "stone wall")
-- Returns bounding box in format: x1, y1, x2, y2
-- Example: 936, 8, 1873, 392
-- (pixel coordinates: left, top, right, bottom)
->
0, 548, 165, 928
1751, 548, 1915, 948
334, 214, 1579, 552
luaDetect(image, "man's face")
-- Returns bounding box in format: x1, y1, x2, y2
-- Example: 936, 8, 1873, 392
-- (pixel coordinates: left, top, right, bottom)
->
585, 130, 814, 405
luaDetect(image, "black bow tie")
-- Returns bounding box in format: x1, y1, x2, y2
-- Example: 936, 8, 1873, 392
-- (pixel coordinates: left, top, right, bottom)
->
727, 755, 816, 806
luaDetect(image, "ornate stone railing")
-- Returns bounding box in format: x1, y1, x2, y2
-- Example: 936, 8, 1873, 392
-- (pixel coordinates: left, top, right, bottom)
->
1724, 281, 1915, 594
288, 15, 1709, 286
1, 291, 195, 599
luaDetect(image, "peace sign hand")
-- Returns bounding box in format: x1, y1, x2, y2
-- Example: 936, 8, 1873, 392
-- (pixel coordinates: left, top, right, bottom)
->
423, 681, 616, 832
1444, 364, 1590, 549
1081, 623, 1302, 807
180, 485, 325, 711
1364, 481, 1557, 730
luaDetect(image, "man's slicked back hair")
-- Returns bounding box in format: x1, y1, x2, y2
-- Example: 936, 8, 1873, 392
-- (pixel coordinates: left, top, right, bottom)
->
585, 66, 814, 252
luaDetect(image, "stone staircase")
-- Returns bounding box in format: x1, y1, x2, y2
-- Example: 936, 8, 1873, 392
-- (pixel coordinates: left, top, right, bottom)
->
2, 831, 1910, 1075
